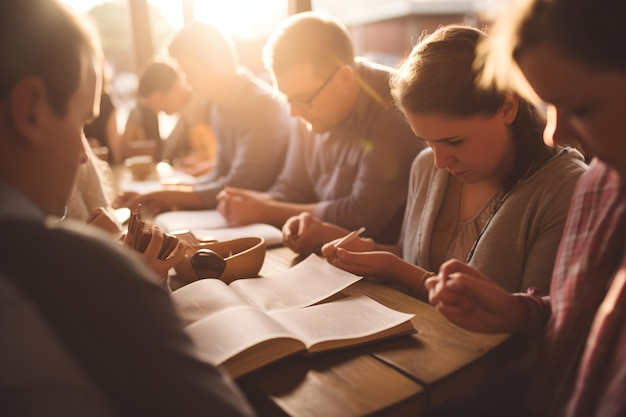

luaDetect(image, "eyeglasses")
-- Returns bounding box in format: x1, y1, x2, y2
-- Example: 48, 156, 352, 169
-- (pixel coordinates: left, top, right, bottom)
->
280, 67, 339, 107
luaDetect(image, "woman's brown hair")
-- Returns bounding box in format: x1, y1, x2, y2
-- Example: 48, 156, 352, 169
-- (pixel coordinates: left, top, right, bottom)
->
391, 25, 550, 191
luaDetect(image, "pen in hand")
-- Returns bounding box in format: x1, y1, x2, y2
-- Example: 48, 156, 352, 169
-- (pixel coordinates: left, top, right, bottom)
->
334, 226, 366, 249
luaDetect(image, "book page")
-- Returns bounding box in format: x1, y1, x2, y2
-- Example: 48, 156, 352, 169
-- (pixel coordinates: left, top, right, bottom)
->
268, 294, 416, 353
153, 209, 283, 246
186, 305, 306, 377
170, 279, 249, 326
230, 254, 362, 311
191, 223, 283, 247
153, 209, 227, 232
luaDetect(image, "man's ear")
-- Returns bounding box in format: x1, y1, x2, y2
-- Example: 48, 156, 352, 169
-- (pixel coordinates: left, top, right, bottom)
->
9, 77, 48, 146
337, 64, 355, 86
501, 92, 520, 125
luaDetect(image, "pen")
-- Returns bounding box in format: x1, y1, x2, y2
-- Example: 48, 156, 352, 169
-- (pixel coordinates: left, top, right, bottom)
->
334, 226, 366, 249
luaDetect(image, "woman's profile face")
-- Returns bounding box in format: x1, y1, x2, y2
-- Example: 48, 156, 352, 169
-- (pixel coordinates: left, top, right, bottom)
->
518, 42, 626, 178
405, 109, 516, 185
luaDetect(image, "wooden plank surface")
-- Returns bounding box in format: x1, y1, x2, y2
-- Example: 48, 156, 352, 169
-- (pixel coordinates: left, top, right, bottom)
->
250, 246, 512, 415
238, 348, 426, 417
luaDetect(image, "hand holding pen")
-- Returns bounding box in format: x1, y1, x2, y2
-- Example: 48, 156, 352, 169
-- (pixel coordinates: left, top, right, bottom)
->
321, 226, 369, 261
333, 226, 366, 249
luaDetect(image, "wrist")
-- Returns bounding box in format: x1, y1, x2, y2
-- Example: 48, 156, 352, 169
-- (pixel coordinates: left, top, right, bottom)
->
413, 270, 436, 300
510, 294, 533, 335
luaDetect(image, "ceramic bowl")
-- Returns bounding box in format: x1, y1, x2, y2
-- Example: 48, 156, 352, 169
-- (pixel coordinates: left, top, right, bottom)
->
174, 236, 266, 285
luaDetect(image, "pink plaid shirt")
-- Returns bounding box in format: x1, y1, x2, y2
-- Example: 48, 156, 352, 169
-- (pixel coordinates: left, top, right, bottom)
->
517, 159, 626, 417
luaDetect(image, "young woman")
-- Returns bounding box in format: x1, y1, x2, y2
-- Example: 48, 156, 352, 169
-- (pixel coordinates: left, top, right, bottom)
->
426, 0, 626, 416
285, 25, 587, 298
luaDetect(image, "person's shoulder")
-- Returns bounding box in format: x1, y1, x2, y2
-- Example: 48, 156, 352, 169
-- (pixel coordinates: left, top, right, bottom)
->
576, 158, 624, 196
414, 147, 434, 165
411, 148, 436, 176
539, 147, 588, 181
522, 148, 588, 202
355, 58, 395, 91
233, 68, 289, 113
20, 218, 151, 282
235, 68, 272, 98
50, 220, 135, 262
0, 273, 117, 417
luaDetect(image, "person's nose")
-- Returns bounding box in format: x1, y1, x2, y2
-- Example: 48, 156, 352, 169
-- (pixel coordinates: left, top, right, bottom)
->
431, 144, 455, 169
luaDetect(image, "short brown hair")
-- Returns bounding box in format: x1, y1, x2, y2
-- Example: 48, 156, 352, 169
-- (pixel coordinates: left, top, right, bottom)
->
167, 22, 238, 72
263, 12, 354, 78
137, 59, 180, 98
0, 0, 100, 116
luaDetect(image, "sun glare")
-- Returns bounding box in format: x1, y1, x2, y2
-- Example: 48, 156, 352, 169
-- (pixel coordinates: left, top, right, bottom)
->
193, 0, 287, 40
145, 0, 289, 44
61, 0, 287, 40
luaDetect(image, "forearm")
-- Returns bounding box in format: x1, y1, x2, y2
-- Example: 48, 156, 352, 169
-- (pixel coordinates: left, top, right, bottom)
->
373, 242, 402, 256
386, 258, 433, 300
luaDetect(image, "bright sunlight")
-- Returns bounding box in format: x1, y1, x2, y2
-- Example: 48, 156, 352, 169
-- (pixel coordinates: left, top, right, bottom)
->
61, 0, 288, 40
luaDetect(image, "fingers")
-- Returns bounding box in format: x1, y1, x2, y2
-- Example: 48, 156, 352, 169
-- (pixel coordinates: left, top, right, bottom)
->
139, 228, 185, 280
282, 215, 300, 248
325, 247, 375, 275
218, 187, 244, 199
439, 259, 489, 282
216, 189, 227, 201
296, 212, 313, 238
321, 239, 339, 260
217, 199, 228, 219
142, 227, 164, 259
282, 214, 321, 255
159, 240, 187, 270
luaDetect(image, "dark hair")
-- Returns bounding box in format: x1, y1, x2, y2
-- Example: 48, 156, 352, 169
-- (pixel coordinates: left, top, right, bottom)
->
137, 60, 180, 97
514, 0, 626, 71
263, 12, 354, 78
167, 22, 238, 72
0, 0, 99, 116
391, 25, 549, 191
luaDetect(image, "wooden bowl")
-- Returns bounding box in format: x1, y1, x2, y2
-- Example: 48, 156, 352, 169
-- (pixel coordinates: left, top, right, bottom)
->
174, 237, 266, 285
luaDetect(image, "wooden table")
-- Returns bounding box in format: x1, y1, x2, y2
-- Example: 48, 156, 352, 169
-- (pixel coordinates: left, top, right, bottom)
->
234, 246, 514, 417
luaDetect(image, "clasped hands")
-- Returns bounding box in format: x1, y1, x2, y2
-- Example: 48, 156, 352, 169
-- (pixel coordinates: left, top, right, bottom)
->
216, 187, 272, 226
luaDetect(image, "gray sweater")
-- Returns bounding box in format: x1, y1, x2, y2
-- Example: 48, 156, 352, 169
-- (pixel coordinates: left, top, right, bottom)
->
401, 147, 588, 294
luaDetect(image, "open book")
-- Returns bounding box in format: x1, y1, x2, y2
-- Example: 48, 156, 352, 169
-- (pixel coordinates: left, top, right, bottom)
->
170, 255, 416, 378
153, 209, 283, 247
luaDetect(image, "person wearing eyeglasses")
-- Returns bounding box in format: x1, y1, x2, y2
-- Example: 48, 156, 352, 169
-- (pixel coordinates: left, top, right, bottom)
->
216, 12, 424, 245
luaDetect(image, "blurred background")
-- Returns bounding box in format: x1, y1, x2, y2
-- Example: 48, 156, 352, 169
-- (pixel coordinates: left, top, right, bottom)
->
60, 0, 509, 134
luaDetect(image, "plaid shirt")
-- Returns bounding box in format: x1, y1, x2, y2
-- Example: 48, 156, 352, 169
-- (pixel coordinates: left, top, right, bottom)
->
518, 159, 626, 417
